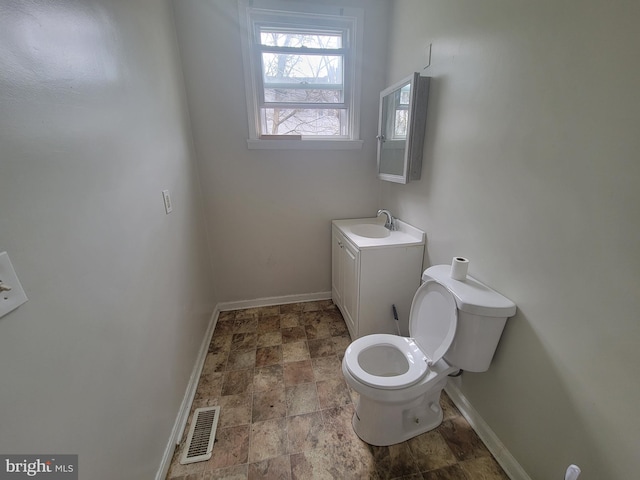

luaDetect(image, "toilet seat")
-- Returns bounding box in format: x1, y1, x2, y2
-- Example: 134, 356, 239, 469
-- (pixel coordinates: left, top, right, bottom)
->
344, 280, 458, 390
344, 334, 429, 389
409, 280, 458, 367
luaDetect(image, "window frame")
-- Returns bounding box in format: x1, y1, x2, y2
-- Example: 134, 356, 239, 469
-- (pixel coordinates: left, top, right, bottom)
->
238, 0, 364, 150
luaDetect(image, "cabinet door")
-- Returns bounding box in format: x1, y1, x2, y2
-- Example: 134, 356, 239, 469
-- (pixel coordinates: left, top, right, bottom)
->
331, 230, 344, 308
342, 239, 359, 336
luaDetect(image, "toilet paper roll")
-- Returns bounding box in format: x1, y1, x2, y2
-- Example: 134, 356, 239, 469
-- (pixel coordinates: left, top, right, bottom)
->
450, 257, 469, 281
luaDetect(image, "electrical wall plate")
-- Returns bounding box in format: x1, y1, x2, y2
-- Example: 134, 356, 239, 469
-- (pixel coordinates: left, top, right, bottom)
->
0, 251, 28, 318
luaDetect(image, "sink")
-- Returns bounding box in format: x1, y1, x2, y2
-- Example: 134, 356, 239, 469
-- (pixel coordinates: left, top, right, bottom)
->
333, 217, 425, 249
350, 224, 390, 238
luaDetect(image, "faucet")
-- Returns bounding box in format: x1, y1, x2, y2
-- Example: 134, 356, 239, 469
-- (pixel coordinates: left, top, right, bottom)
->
377, 209, 396, 231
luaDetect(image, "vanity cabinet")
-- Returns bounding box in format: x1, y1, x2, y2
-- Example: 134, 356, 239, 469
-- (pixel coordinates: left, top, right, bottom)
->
331, 219, 425, 340
332, 228, 359, 337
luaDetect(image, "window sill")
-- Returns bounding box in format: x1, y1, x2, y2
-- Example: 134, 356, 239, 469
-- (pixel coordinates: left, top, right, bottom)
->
246, 139, 364, 151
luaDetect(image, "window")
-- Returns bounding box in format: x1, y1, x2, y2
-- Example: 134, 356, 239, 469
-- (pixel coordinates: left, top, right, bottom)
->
239, 1, 363, 149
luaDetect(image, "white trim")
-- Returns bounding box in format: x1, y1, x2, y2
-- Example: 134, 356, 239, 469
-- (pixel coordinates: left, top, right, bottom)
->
155, 307, 219, 480
246, 139, 363, 150
445, 383, 532, 480
218, 291, 332, 311
238, 0, 364, 144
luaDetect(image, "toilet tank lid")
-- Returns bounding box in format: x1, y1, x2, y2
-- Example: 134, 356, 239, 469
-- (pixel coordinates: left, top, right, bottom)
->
422, 265, 517, 317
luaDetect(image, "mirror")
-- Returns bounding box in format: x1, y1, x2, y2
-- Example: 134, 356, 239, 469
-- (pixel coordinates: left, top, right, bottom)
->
377, 73, 430, 184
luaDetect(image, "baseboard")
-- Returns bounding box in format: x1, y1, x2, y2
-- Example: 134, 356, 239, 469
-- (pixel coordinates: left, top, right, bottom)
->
155, 307, 219, 480
156, 293, 333, 479
217, 291, 332, 312
445, 383, 532, 480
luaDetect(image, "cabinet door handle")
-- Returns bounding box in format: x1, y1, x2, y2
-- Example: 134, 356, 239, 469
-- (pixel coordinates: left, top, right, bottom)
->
338, 241, 343, 248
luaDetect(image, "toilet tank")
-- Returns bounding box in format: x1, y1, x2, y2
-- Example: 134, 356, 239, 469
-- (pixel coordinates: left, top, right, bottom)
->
423, 265, 516, 372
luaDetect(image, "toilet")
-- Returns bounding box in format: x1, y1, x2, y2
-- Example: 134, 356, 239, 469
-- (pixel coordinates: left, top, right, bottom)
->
341, 264, 516, 446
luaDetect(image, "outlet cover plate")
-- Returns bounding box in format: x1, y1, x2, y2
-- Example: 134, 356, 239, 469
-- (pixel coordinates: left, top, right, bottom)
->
0, 251, 28, 318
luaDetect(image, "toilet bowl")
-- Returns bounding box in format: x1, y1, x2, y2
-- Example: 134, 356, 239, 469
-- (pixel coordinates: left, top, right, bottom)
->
342, 264, 516, 446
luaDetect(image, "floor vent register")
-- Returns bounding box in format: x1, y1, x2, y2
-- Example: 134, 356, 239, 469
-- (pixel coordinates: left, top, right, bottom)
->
180, 406, 220, 464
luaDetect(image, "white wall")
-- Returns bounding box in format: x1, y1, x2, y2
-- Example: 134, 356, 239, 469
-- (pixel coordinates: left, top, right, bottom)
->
172, 0, 389, 303
383, 1, 640, 479
0, 1, 215, 478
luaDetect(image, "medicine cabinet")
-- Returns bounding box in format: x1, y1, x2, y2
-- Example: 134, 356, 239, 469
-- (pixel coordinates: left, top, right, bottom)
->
377, 73, 430, 184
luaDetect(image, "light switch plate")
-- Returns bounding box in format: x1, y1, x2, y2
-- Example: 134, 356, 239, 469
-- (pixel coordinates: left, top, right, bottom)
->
0, 251, 28, 318
162, 189, 173, 214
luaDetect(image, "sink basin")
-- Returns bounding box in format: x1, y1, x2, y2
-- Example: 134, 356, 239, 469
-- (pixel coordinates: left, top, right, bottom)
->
350, 224, 390, 238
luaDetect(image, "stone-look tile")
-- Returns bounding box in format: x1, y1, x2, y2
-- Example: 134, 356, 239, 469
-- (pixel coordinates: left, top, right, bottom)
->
167, 445, 205, 478
369, 442, 421, 479
328, 320, 348, 337
316, 377, 351, 409
422, 464, 469, 480
282, 341, 309, 363
226, 349, 256, 371
283, 360, 315, 386
311, 356, 342, 381
279, 303, 305, 314
286, 411, 325, 454
257, 315, 281, 332
290, 443, 379, 480
331, 334, 352, 355
191, 396, 222, 414
248, 455, 291, 480
167, 302, 510, 480
194, 373, 224, 401
438, 417, 491, 461
279, 312, 302, 328
440, 392, 461, 422
202, 464, 248, 479
233, 316, 258, 333
281, 326, 306, 344
307, 338, 336, 358
300, 300, 328, 312
209, 333, 233, 353
407, 430, 458, 472
253, 364, 284, 393
252, 387, 287, 422
304, 322, 332, 340
213, 320, 236, 336
204, 425, 250, 469
258, 305, 281, 317
218, 393, 252, 428
218, 311, 235, 322
256, 345, 282, 367
202, 352, 228, 375
231, 333, 257, 351
167, 473, 205, 480
319, 405, 360, 445
257, 331, 282, 348
221, 369, 254, 396
249, 418, 288, 463
458, 456, 509, 480
235, 308, 259, 320
286, 383, 319, 416
300, 311, 324, 326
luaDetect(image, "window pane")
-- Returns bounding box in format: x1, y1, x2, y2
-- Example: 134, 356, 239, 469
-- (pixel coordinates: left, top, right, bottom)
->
260, 108, 347, 136
261, 53, 343, 103
260, 30, 342, 49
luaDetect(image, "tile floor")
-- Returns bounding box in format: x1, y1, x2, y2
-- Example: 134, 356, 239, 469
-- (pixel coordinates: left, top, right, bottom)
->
166, 301, 509, 480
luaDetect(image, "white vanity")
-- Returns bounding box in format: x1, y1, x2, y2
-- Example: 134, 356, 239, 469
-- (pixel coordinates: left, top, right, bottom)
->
331, 217, 425, 340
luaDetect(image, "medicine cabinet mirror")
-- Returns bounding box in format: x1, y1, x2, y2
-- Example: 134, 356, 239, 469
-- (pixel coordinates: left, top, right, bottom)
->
377, 72, 430, 184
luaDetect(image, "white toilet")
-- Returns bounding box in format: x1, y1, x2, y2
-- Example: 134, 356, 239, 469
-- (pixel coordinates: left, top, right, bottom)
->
341, 264, 516, 446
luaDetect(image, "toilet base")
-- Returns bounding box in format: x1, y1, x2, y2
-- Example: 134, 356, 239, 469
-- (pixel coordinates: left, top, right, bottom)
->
351, 379, 448, 446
